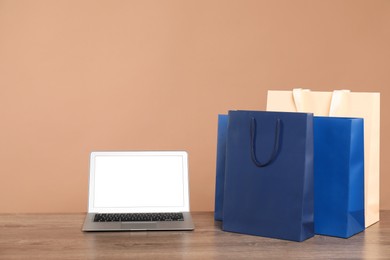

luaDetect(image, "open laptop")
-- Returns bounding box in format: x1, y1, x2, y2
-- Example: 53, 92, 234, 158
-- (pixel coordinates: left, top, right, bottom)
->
82, 151, 194, 231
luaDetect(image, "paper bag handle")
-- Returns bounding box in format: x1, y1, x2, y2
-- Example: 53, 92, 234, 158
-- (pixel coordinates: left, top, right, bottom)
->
292, 88, 310, 112
250, 117, 281, 167
292, 88, 350, 115
329, 90, 350, 115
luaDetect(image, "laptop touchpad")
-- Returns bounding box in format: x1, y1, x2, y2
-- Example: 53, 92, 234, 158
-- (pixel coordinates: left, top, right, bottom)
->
121, 222, 157, 230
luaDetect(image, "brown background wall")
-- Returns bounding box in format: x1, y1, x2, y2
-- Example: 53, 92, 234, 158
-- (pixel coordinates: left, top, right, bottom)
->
0, 0, 389, 213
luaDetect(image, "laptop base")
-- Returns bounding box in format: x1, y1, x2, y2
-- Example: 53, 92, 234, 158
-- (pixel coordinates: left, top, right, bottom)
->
82, 212, 194, 231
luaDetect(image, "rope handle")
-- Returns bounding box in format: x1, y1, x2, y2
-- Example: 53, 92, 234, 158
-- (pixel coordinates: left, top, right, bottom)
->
250, 117, 281, 167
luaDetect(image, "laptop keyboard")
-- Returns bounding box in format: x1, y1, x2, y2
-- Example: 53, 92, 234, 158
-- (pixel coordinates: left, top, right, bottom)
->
93, 212, 184, 222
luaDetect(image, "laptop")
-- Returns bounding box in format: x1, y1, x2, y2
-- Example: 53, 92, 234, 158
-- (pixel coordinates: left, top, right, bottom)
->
82, 151, 194, 231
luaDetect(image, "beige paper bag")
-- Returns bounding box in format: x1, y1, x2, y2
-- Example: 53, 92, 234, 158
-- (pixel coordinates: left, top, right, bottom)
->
267, 89, 380, 227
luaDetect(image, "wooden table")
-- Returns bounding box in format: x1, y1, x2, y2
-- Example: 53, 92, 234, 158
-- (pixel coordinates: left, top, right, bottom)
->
1, 212, 389, 259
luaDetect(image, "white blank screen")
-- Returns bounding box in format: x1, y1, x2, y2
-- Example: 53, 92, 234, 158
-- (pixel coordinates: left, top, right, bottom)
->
93, 155, 185, 209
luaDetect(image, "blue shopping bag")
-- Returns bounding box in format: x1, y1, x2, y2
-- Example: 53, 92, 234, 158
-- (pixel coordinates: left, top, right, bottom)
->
214, 114, 228, 221
223, 110, 314, 242
314, 117, 365, 238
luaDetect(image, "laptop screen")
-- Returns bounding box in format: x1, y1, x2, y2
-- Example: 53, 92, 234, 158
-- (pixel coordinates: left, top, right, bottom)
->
88, 151, 190, 213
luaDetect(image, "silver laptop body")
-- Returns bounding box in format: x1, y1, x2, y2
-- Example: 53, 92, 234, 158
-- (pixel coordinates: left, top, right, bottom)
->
82, 151, 194, 231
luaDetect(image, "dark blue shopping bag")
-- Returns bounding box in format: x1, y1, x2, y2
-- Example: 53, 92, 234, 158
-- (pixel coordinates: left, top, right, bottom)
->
222, 110, 314, 242
215, 114, 228, 221
314, 117, 365, 238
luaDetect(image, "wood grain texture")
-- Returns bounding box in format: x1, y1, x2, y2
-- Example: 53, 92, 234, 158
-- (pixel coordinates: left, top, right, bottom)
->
0, 212, 389, 259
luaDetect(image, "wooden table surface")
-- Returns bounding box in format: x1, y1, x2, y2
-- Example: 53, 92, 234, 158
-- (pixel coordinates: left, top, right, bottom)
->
0, 211, 389, 259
